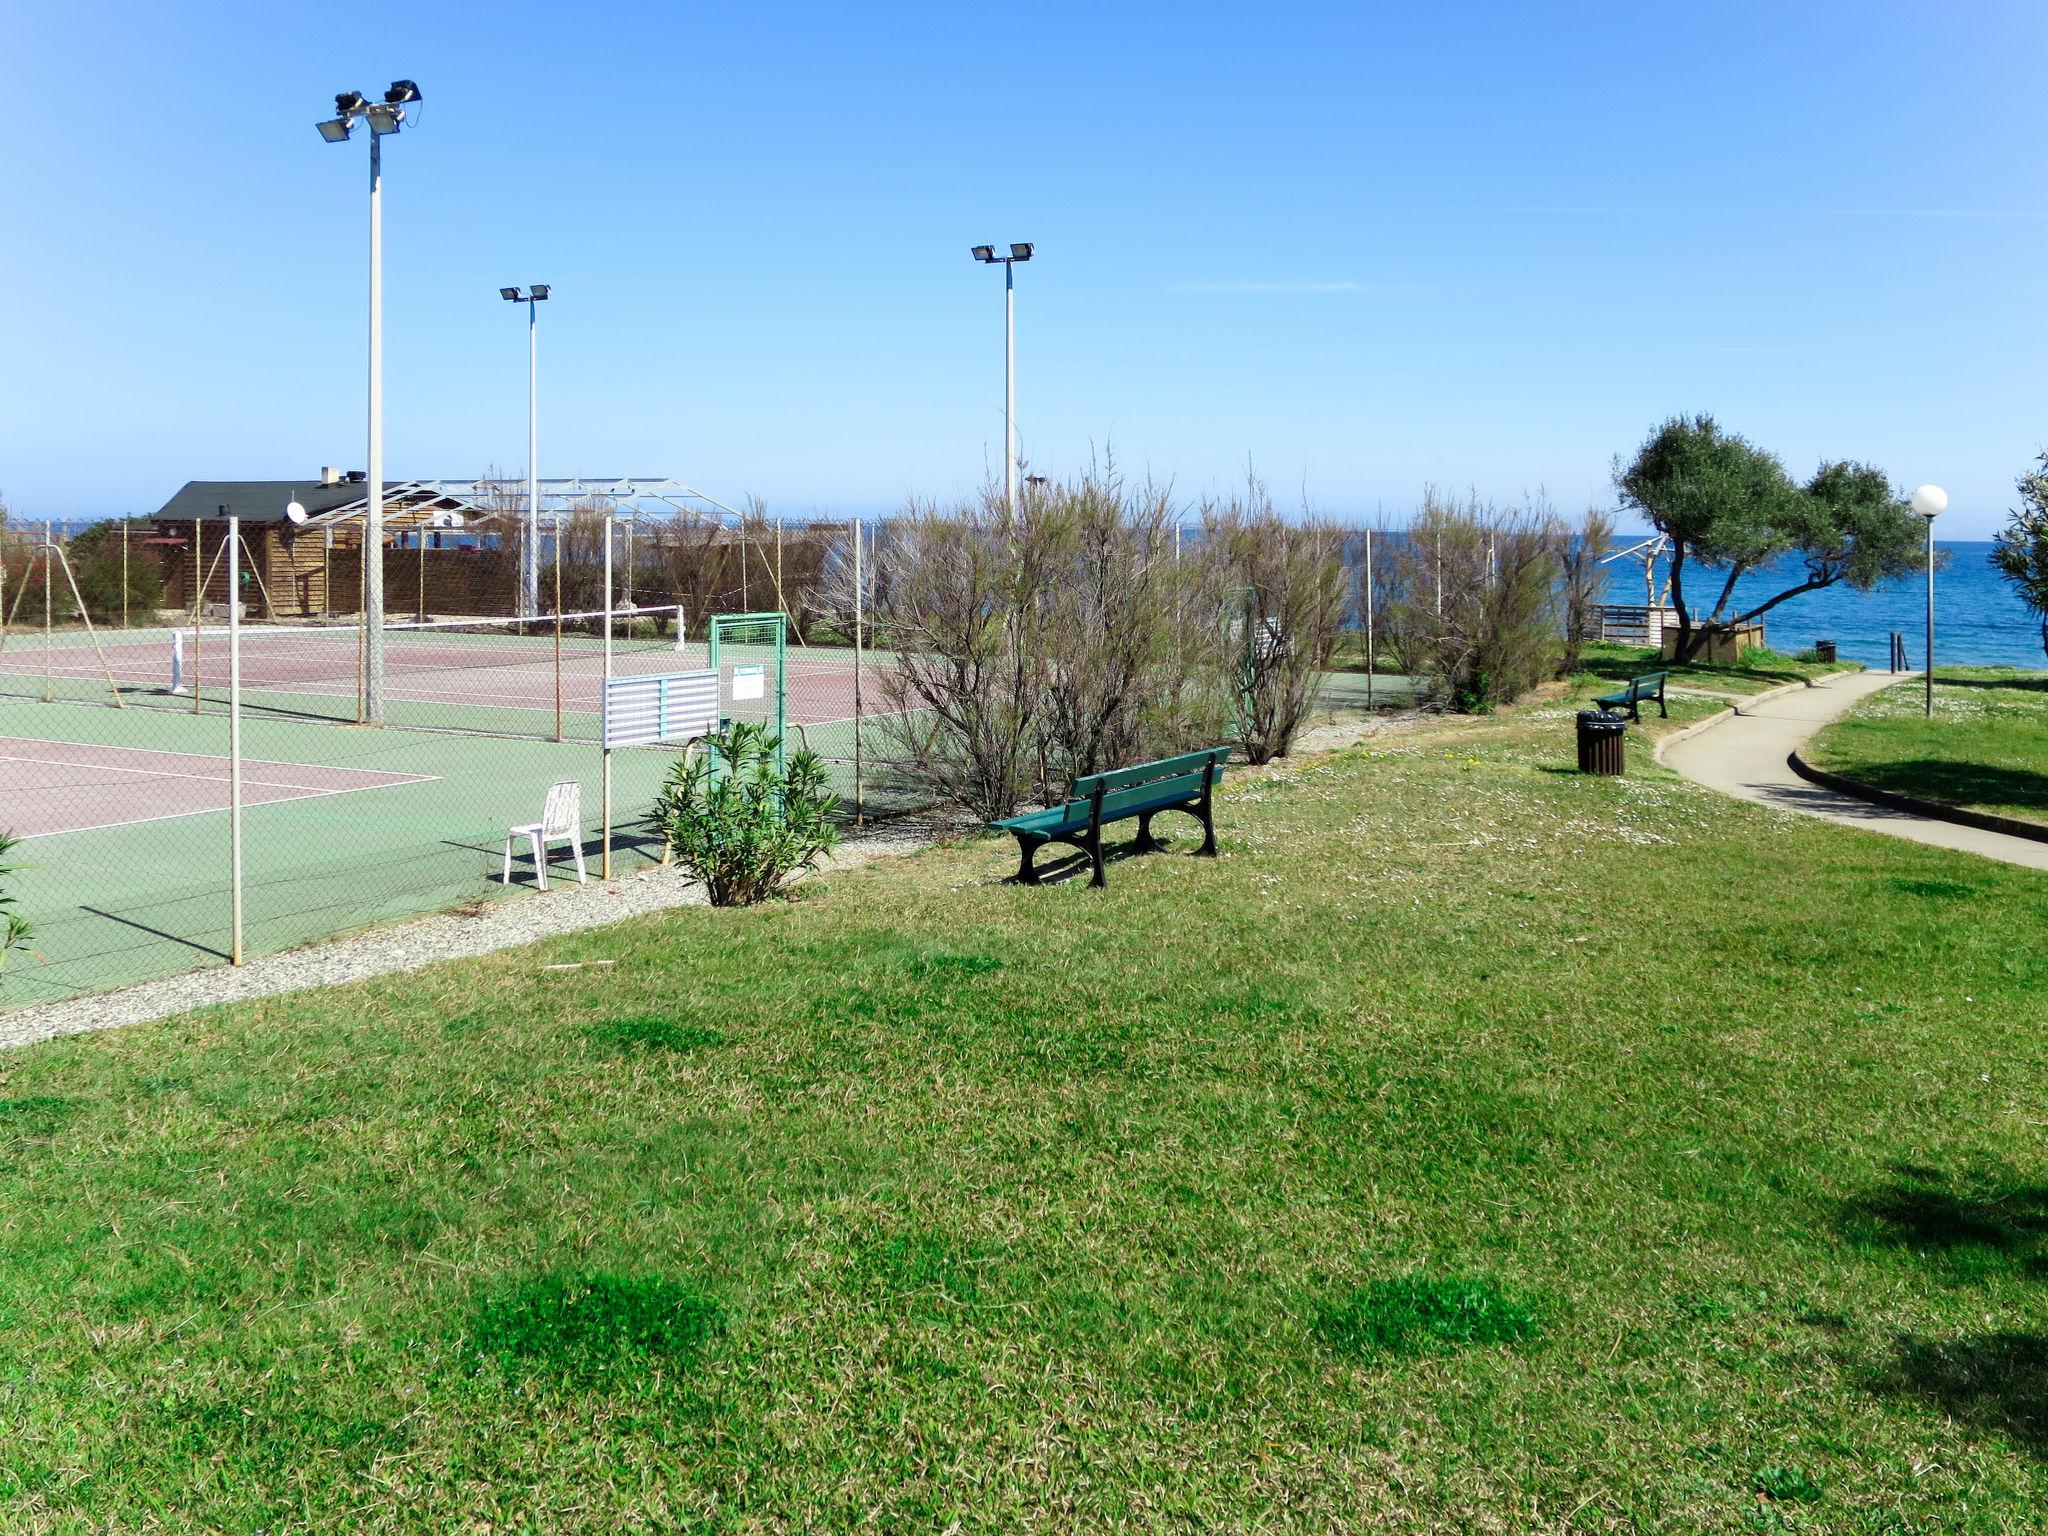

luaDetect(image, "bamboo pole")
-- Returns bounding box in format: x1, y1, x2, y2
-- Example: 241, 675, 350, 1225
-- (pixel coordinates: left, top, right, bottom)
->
191, 533, 228, 715
51, 544, 126, 708
238, 532, 278, 620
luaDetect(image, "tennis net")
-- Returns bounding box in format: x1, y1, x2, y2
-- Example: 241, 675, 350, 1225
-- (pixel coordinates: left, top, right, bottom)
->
1, 605, 689, 741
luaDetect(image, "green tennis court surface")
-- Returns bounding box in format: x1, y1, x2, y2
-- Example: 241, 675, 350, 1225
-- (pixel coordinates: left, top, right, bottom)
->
0, 696, 681, 1011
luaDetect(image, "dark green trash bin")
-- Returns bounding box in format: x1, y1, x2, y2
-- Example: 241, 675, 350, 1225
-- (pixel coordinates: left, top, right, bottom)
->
1576, 709, 1627, 775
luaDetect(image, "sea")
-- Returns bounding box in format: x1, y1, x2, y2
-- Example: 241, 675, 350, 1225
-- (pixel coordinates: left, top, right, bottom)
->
1603, 540, 2043, 671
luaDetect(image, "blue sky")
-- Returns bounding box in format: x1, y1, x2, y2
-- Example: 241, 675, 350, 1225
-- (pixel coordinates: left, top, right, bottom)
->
2, 0, 2043, 534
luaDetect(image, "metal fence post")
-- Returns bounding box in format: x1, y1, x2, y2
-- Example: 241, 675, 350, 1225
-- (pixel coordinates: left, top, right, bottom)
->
228, 515, 244, 965
853, 519, 864, 829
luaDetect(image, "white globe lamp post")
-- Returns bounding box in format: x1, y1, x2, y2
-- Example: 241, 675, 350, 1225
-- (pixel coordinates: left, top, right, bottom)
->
1909, 484, 1947, 718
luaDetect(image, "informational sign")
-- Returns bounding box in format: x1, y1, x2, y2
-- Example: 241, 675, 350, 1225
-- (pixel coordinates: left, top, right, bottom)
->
601, 669, 720, 750
731, 663, 767, 701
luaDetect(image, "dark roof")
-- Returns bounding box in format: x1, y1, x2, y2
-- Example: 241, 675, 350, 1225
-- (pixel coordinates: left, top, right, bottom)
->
152, 480, 399, 525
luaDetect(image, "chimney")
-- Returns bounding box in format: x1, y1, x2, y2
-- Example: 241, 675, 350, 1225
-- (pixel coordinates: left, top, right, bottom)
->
319, 465, 342, 486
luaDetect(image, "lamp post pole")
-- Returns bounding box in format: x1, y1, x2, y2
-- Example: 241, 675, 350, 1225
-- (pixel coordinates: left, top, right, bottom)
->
318, 80, 420, 724
499, 286, 551, 616
527, 293, 538, 617
366, 127, 385, 721
971, 243, 1034, 514
1909, 484, 1947, 719
1924, 515, 1935, 718
1004, 259, 1016, 516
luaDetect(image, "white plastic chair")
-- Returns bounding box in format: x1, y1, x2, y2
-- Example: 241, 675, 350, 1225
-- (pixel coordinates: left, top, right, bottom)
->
502, 780, 587, 890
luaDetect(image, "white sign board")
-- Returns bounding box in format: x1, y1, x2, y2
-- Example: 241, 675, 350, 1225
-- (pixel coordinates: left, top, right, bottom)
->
731, 663, 767, 701
601, 669, 720, 750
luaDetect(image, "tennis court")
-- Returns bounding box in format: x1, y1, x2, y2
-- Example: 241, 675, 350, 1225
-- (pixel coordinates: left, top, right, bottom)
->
1, 737, 432, 839
0, 696, 690, 1008
0, 613, 882, 745
0, 611, 927, 1011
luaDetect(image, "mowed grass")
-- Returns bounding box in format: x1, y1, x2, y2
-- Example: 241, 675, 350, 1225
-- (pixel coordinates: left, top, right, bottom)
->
1809, 667, 2048, 826
1575, 639, 1860, 698
2, 698, 2046, 1531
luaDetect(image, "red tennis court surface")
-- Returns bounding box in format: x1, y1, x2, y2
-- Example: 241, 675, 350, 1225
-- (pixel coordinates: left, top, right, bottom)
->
0, 737, 435, 839
0, 630, 871, 726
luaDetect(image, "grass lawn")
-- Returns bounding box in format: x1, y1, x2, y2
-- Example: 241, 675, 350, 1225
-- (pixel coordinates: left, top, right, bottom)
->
2, 689, 2045, 1531
1809, 667, 2048, 828
1575, 640, 1861, 698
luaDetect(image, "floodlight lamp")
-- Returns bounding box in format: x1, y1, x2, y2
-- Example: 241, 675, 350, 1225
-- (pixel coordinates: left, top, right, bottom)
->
1910, 484, 1948, 519
1009, 242, 1034, 260
316, 116, 353, 143
500, 286, 521, 301
385, 80, 422, 104
970, 245, 996, 262
530, 284, 551, 300
366, 103, 402, 134
335, 90, 368, 114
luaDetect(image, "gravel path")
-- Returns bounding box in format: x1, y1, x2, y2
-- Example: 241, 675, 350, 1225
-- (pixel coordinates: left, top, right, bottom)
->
0, 808, 979, 1054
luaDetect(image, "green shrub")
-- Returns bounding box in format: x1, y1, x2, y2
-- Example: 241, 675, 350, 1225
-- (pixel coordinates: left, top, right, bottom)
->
1314, 1274, 1542, 1359
655, 721, 840, 906
0, 831, 33, 977
470, 1271, 724, 1373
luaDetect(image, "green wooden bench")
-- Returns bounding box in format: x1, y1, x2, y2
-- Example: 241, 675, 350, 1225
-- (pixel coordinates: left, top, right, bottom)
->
1593, 671, 1668, 723
994, 746, 1231, 888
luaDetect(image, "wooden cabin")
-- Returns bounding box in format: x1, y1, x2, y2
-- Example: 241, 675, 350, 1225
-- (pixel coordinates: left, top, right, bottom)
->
150, 475, 515, 619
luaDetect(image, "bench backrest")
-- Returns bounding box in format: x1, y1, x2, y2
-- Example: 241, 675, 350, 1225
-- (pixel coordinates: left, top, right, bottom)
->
1628, 672, 1667, 694
1066, 746, 1230, 823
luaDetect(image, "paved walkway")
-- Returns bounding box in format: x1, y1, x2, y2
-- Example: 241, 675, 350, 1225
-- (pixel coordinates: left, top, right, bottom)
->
1660, 670, 2048, 873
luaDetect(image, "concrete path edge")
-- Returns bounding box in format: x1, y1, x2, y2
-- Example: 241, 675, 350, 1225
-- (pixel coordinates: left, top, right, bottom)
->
1787, 747, 2048, 847
1649, 675, 1824, 766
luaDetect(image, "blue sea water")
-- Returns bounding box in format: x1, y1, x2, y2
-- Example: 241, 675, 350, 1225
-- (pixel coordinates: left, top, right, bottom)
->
1604, 541, 2044, 671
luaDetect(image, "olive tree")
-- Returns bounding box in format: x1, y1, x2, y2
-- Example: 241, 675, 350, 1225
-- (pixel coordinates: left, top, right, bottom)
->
1616, 415, 1924, 661
1992, 454, 2048, 662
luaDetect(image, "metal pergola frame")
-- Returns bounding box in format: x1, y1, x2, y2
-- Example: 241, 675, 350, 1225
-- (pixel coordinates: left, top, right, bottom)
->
298, 477, 747, 537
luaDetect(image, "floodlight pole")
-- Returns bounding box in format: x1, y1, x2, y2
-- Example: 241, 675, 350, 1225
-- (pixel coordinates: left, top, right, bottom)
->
1004, 260, 1017, 516
527, 295, 539, 618
322, 83, 422, 720
365, 128, 386, 722
973, 243, 1033, 515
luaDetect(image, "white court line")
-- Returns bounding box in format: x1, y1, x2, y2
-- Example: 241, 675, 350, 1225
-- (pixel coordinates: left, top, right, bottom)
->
0, 734, 428, 776
3, 661, 620, 714
3, 763, 443, 842
0, 751, 433, 796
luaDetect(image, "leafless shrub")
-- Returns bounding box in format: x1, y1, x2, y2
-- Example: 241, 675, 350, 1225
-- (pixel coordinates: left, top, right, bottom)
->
1386, 492, 1568, 710
1559, 502, 1615, 674
1199, 483, 1348, 764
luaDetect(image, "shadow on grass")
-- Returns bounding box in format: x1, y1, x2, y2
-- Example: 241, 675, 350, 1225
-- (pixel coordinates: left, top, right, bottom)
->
1827, 758, 2048, 819
1867, 1331, 2048, 1455
1574, 653, 1818, 690
1839, 1165, 2048, 1281
1935, 672, 2048, 693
